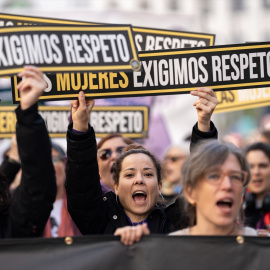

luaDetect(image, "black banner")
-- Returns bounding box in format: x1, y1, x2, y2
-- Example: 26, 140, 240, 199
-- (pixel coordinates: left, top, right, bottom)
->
11, 42, 270, 102
0, 235, 269, 270
0, 105, 149, 138
0, 24, 140, 76
0, 13, 215, 51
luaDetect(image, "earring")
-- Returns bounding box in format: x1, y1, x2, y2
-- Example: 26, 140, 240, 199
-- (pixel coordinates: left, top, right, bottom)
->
190, 201, 196, 207
159, 192, 165, 202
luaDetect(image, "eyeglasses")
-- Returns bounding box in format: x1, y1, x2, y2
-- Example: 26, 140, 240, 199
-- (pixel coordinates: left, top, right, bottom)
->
52, 156, 64, 163
204, 169, 248, 186
98, 146, 125, 160
164, 156, 185, 163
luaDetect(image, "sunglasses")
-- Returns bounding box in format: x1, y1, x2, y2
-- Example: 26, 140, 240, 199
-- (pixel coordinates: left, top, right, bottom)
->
98, 146, 125, 160
164, 156, 185, 163
52, 156, 64, 163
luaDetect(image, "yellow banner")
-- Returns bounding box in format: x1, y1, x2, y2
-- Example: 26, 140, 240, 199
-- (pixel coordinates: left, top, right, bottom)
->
215, 88, 270, 113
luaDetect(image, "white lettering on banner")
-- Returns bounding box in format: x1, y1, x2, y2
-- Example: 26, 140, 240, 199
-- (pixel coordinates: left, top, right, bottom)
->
133, 57, 208, 87
90, 111, 143, 133
143, 36, 207, 51
62, 34, 130, 64
212, 52, 270, 82
237, 88, 270, 102
39, 111, 70, 133
0, 33, 130, 67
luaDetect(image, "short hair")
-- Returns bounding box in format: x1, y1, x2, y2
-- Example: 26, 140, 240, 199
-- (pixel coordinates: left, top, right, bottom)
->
181, 140, 250, 226
112, 148, 161, 185
245, 142, 270, 161
97, 134, 133, 150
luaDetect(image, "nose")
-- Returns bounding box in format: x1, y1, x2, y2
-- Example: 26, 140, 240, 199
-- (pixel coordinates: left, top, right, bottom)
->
251, 166, 260, 175
220, 175, 233, 190
134, 173, 144, 185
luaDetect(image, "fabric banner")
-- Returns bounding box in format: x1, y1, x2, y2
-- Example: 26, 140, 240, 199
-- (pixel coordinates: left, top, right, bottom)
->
0, 13, 215, 51
11, 42, 270, 103
0, 105, 149, 138
0, 24, 140, 76
0, 235, 269, 270
215, 88, 270, 113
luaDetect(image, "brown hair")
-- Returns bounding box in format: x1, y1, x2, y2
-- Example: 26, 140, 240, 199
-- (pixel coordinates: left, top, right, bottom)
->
112, 147, 162, 185
182, 140, 250, 226
97, 134, 133, 150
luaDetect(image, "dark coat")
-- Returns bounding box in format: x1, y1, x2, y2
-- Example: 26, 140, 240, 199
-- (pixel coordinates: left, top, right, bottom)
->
0, 104, 56, 238
65, 121, 217, 235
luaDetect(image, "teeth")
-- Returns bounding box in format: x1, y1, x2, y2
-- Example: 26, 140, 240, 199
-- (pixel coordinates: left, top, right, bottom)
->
133, 191, 146, 196
221, 199, 232, 203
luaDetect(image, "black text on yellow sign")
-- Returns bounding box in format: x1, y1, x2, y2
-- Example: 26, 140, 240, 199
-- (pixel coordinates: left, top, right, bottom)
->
0, 106, 149, 138
215, 87, 270, 113
11, 42, 270, 102
0, 13, 215, 51
0, 24, 140, 77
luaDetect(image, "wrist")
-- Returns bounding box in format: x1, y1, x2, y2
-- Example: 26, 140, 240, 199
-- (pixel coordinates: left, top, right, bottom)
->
198, 121, 210, 132
73, 122, 88, 132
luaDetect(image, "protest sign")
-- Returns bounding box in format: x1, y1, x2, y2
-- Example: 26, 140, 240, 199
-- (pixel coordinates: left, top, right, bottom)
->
0, 105, 148, 138
0, 13, 215, 51
11, 42, 270, 103
0, 24, 140, 77
215, 88, 270, 113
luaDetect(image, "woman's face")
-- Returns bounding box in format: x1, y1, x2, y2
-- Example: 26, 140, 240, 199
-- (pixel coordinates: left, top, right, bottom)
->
114, 153, 161, 223
186, 153, 244, 232
97, 137, 128, 190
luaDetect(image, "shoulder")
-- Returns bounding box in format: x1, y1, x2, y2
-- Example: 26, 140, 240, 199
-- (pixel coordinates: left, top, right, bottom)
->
169, 227, 190, 236
242, 226, 258, 236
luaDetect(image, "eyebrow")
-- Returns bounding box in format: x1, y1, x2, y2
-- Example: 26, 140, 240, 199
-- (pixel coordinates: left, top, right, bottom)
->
124, 167, 154, 172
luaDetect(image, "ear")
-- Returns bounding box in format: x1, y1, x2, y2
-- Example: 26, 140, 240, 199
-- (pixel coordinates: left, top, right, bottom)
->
113, 182, 119, 195
184, 186, 196, 205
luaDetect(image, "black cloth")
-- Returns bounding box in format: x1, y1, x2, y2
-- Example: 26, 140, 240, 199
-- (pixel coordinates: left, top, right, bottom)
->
65, 121, 217, 235
0, 104, 56, 238
0, 156, 21, 186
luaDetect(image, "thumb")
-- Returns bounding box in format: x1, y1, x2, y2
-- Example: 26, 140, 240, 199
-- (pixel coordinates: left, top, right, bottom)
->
78, 91, 86, 108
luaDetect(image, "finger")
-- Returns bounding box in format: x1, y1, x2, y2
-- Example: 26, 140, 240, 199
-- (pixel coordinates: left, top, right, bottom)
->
23, 65, 43, 77
70, 100, 78, 108
18, 69, 42, 80
142, 223, 150, 235
193, 98, 208, 107
85, 99, 95, 113
135, 225, 143, 242
78, 91, 86, 108
195, 103, 212, 113
197, 87, 216, 97
128, 227, 137, 245
17, 80, 32, 92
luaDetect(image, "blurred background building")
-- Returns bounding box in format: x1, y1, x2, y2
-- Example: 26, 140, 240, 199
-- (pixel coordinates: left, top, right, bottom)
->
0, 0, 270, 158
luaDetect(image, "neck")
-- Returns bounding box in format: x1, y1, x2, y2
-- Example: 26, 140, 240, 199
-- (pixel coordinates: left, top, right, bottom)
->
56, 185, 65, 201
100, 174, 114, 191
124, 211, 148, 224
191, 218, 239, 236
256, 191, 268, 201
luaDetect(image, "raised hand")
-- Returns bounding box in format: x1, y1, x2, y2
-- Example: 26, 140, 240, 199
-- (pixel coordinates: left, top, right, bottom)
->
190, 87, 218, 132
114, 223, 150, 246
70, 91, 95, 132
17, 66, 47, 110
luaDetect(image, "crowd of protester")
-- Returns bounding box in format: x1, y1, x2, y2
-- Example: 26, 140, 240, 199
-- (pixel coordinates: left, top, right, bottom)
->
0, 66, 270, 245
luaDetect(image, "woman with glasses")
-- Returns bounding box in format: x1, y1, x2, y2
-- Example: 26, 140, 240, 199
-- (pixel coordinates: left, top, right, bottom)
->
97, 134, 133, 194
170, 140, 257, 236
65, 87, 218, 235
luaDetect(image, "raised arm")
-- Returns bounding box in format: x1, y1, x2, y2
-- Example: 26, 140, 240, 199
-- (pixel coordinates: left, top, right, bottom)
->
9, 66, 57, 237
65, 91, 108, 234
190, 87, 218, 150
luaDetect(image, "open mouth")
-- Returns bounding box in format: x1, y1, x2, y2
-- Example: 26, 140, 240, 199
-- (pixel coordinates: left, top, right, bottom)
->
132, 191, 147, 204
216, 199, 233, 208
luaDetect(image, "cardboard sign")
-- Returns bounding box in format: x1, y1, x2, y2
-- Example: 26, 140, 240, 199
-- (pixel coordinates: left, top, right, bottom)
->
215, 88, 270, 113
11, 42, 270, 102
0, 13, 215, 51
0, 24, 140, 77
0, 105, 149, 138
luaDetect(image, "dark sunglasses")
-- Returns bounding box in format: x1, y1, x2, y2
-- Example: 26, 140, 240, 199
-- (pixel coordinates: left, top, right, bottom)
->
164, 156, 185, 163
98, 146, 125, 160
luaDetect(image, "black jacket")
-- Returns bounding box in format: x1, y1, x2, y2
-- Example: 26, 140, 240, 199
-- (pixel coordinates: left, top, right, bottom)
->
65, 121, 217, 235
0, 104, 56, 238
